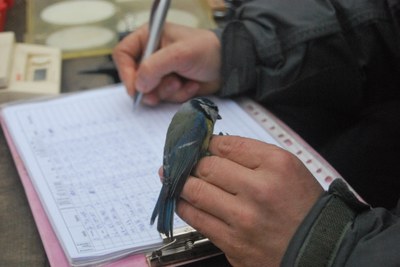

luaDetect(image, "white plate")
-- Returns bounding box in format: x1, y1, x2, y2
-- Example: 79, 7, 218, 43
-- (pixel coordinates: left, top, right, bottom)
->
46, 26, 115, 51
41, 0, 116, 26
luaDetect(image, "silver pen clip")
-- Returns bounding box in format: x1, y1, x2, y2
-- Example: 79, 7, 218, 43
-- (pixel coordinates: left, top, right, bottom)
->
133, 0, 171, 110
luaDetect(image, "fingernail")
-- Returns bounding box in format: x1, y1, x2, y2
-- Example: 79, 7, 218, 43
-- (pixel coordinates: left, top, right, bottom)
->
135, 79, 147, 93
143, 95, 159, 106
165, 83, 178, 93
187, 83, 199, 95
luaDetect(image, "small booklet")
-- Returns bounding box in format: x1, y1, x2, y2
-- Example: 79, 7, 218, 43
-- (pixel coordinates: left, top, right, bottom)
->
1, 84, 285, 266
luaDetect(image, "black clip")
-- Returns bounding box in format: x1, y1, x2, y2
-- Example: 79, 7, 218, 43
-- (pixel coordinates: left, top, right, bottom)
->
147, 227, 222, 266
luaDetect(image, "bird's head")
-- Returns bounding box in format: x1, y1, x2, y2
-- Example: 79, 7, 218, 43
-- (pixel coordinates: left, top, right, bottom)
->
190, 97, 222, 123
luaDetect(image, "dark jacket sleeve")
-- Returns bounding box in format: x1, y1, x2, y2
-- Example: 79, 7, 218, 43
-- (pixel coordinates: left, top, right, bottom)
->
216, 0, 400, 112
214, 0, 400, 210
281, 179, 400, 267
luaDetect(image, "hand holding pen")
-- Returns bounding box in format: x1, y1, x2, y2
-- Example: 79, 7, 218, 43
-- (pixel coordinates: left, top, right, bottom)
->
112, 3, 223, 106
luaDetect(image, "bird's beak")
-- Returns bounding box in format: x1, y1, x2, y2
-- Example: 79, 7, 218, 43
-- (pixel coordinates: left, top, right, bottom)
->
217, 114, 222, 120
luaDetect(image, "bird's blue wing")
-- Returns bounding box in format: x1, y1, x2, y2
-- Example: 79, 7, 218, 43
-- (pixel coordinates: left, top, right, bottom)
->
163, 111, 208, 198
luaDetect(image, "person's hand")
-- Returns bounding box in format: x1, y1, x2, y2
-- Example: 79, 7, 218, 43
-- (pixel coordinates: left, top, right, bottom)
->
177, 135, 323, 267
112, 23, 222, 106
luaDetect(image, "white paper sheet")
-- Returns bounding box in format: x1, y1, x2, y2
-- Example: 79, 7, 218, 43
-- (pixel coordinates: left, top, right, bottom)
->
1, 84, 279, 265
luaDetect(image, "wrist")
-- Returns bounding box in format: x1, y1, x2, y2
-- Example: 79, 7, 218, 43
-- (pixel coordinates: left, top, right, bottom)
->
281, 179, 370, 267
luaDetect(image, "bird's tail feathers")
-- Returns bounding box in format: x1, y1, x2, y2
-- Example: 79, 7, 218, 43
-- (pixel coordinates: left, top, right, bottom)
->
150, 198, 160, 226
158, 199, 175, 238
150, 185, 175, 238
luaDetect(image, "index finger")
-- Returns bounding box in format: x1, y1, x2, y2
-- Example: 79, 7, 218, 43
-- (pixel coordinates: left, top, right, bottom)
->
112, 25, 149, 96
208, 135, 281, 169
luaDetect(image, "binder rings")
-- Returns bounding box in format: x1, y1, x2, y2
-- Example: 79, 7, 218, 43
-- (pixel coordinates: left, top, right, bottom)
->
0, 84, 350, 266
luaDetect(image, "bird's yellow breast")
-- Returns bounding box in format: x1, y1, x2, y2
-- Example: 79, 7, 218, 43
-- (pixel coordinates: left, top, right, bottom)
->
202, 118, 214, 151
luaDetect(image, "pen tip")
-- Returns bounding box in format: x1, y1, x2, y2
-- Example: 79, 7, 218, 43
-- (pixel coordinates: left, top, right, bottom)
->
133, 93, 143, 111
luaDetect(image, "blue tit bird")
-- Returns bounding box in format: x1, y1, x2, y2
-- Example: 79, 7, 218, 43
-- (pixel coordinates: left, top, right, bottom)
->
150, 97, 221, 238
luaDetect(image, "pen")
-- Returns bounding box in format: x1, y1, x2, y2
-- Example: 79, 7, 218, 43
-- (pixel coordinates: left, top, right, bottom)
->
134, 0, 171, 109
